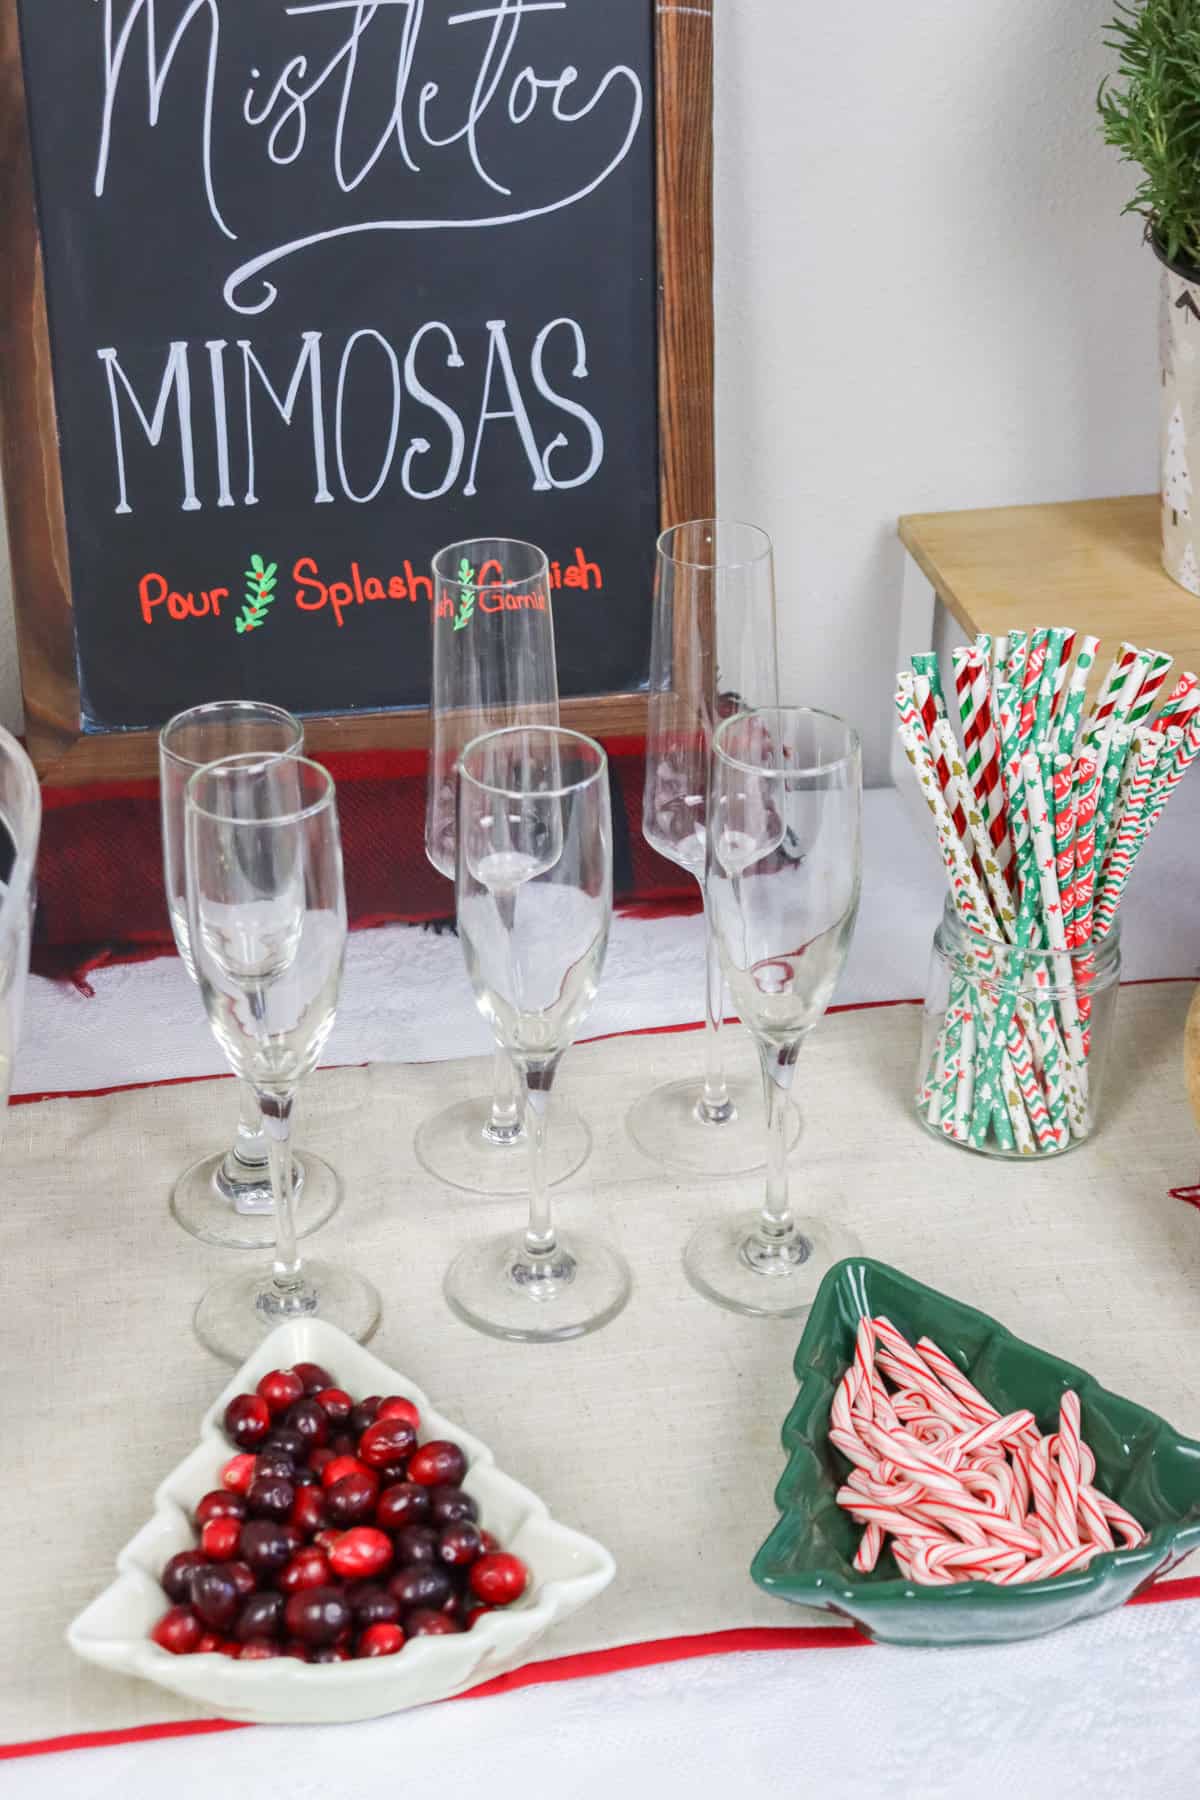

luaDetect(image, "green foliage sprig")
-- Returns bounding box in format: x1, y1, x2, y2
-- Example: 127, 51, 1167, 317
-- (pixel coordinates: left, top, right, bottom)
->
1099, 1, 1200, 273
236, 554, 278, 634
452, 557, 476, 631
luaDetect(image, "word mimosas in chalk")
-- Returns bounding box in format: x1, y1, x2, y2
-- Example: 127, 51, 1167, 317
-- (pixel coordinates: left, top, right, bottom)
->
98, 320, 604, 517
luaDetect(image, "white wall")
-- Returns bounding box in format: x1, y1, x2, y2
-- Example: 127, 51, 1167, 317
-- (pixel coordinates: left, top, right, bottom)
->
0, 0, 1159, 781
713, 0, 1158, 780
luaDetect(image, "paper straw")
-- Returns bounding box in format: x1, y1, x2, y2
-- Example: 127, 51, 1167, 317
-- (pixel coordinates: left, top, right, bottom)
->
1127, 648, 1173, 728
1094, 719, 1200, 938
1156, 671, 1199, 731
931, 716, 1015, 940
1050, 629, 1077, 717
1005, 629, 1029, 696
1055, 635, 1099, 757
1021, 752, 1088, 1118
1017, 629, 1049, 751
1085, 642, 1138, 739
1032, 627, 1068, 747
894, 682, 1001, 937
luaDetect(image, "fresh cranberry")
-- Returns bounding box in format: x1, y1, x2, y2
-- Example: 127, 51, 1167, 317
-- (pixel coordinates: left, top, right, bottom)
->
281, 1641, 310, 1661
256, 1368, 305, 1414
392, 1524, 440, 1568
239, 1520, 292, 1577
376, 1462, 411, 1485
190, 1567, 241, 1632
200, 1517, 242, 1561
291, 1466, 319, 1489
194, 1632, 224, 1654
348, 1397, 381, 1436
359, 1417, 417, 1470
405, 1609, 461, 1637
321, 1455, 371, 1490
470, 1553, 529, 1606
407, 1441, 467, 1487
284, 1586, 352, 1646
254, 1451, 297, 1483
238, 1638, 280, 1659
316, 1387, 353, 1423
429, 1485, 478, 1527
308, 1447, 337, 1477
234, 1592, 285, 1642
278, 1547, 332, 1595
246, 1475, 295, 1521
357, 1621, 405, 1657
221, 1453, 257, 1495
438, 1522, 483, 1567
161, 1549, 208, 1604
376, 1482, 431, 1532
326, 1471, 379, 1525
313, 1528, 342, 1557
389, 1565, 455, 1614
224, 1393, 272, 1450
465, 1602, 496, 1630
226, 1561, 257, 1599
263, 1427, 307, 1461
280, 1523, 305, 1557
347, 1583, 401, 1627
195, 1489, 247, 1528
285, 1397, 330, 1450
151, 1605, 203, 1654
479, 1530, 501, 1554
290, 1486, 327, 1535
329, 1430, 359, 1457
375, 1396, 421, 1430
291, 1361, 334, 1395
310, 1645, 351, 1662
329, 1527, 393, 1581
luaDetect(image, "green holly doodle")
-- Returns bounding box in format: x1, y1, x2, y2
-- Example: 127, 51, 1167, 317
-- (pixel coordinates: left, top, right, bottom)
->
235, 555, 278, 633
452, 558, 476, 631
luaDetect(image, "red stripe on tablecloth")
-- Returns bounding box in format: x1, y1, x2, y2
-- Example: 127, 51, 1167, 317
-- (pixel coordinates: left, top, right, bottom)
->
6, 1581, 1200, 1761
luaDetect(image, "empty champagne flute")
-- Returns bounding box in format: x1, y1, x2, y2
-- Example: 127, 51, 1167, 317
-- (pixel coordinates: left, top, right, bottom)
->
631, 520, 799, 1174
417, 539, 591, 1195
444, 726, 630, 1342
161, 701, 342, 1248
685, 708, 862, 1318
185, 754, 380, 1361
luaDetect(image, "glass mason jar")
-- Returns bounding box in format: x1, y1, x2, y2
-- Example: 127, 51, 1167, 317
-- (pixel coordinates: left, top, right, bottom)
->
918, 901, 1121, 1158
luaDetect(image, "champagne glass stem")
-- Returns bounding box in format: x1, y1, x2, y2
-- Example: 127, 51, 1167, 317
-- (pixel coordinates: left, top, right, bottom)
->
258, 1089, 311, 1304
522, 1070, 557, 1259
757, 1040, 800, 1241
230, 1079, 268, 1169
699, 886, 734, 1123
484, 1047, 523, 1147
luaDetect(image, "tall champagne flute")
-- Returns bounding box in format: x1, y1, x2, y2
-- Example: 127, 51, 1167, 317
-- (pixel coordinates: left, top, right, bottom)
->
631, 521, 799, 1174
417, 539, 591, 1195
185, 754, 380, 1361
685, 708, 862, 1318
444, 726, 630, 1342
160, 701, 341, 1248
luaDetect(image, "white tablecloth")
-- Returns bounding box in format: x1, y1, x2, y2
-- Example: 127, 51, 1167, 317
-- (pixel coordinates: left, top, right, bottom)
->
2, 782, 1199, 1799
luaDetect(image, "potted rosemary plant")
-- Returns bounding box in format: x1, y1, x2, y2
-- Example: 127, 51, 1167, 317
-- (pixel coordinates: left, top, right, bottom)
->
1100, 0, 1200, 594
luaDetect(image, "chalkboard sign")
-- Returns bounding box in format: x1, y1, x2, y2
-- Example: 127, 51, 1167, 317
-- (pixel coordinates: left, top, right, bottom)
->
0, 0, 713, 780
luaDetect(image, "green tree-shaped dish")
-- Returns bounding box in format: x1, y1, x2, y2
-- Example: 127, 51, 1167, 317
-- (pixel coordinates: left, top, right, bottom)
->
751, 1258, 1200, 1645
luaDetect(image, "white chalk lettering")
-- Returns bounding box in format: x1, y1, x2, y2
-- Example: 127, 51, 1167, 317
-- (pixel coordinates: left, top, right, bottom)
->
97, 341, 200, 513
238, 332, 333, 505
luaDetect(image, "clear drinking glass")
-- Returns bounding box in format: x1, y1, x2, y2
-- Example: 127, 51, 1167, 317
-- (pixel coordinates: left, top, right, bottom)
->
444, 726, 630, 1341
160, 701, 341, 1248
684, 708, 862, 1318
417, 539, 591, 1195
0, 727, 41, 1106
185, 754, 380, 1361
631, 520, 799, 1174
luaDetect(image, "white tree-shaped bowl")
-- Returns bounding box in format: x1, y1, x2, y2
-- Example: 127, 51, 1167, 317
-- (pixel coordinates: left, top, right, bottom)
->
67, 1320, 615, 1724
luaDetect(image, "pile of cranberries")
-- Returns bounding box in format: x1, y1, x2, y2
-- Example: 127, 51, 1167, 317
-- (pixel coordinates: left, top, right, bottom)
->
150, 1362, 529, 1663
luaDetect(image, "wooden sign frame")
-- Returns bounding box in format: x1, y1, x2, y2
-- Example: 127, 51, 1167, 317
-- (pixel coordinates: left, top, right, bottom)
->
0, 0, 713, 785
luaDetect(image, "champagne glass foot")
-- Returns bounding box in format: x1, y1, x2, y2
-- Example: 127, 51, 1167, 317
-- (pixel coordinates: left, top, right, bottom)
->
415, 1098, 592, 1195
444, 1229, 631, 1342
682, 1210, 860, 1320
169, 1151, 342, 1249
627, 1076, 799, 1176
194, 1259, 381, 1363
